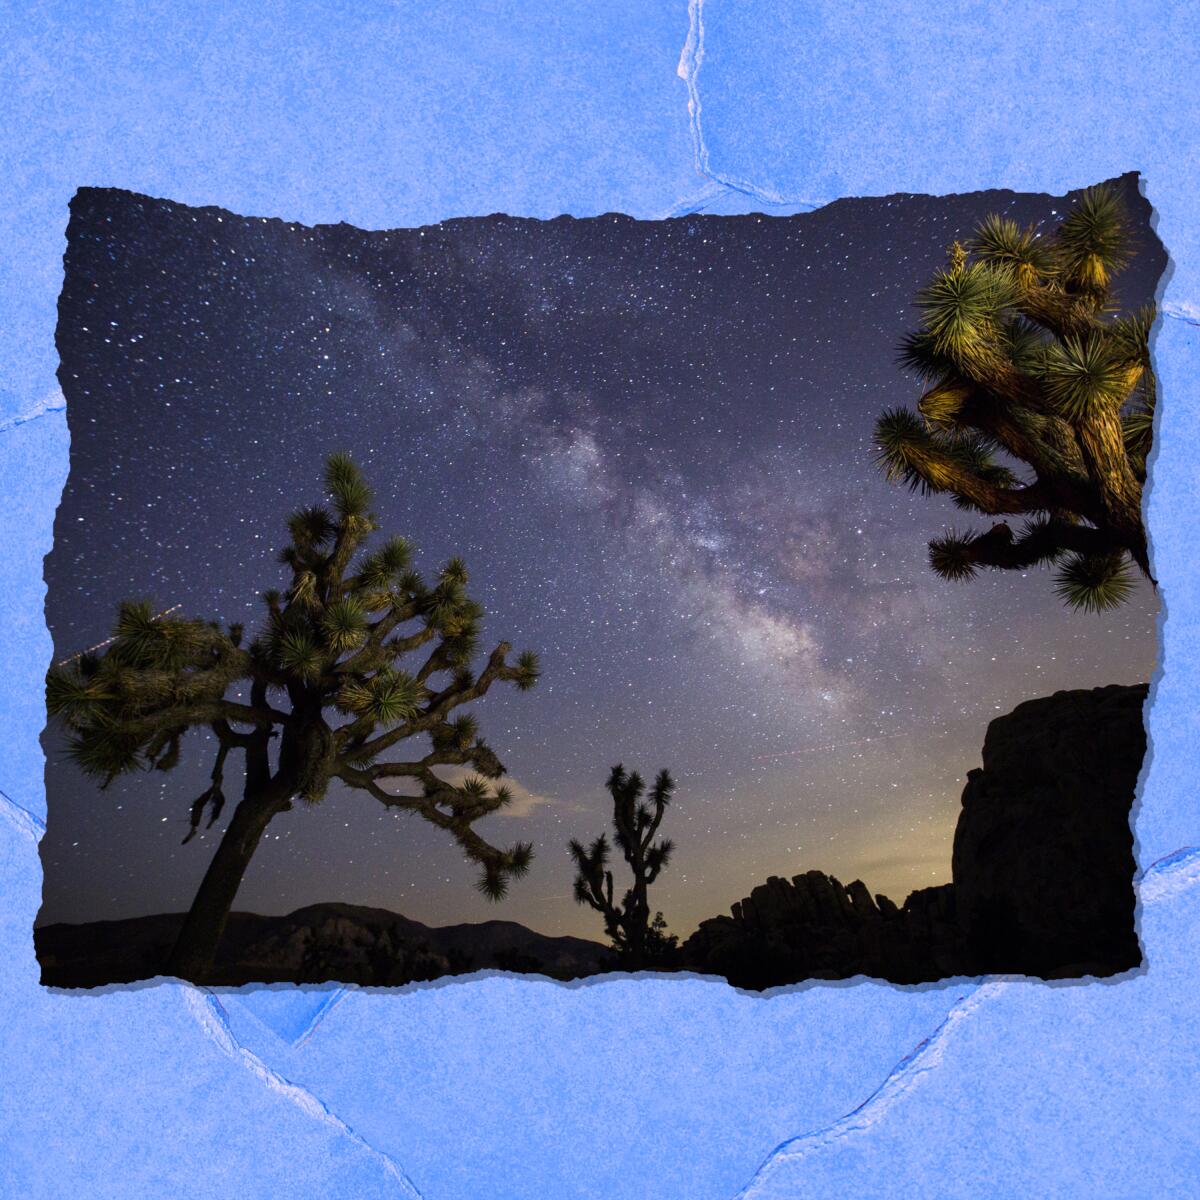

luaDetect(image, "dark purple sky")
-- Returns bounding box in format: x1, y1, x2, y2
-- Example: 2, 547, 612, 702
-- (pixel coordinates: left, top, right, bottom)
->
40, 177, 1163, 939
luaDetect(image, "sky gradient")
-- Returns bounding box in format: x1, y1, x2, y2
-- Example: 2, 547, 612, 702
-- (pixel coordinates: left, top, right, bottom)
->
40, 179, 1164, 940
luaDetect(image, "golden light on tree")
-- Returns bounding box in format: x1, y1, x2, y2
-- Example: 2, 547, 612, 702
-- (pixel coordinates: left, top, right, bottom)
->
874, 185, 1156, 612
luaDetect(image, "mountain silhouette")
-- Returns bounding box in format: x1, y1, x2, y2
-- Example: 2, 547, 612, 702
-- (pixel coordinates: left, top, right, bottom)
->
37, 901, 615, 987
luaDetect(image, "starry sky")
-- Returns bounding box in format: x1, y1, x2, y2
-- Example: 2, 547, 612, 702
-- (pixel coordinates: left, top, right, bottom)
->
39, 178, 1164, 941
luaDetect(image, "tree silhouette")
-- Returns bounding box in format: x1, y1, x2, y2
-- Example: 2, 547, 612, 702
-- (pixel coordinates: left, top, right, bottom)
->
46, 452, 540, 981
873, 183, 1157, 611
569, 765, 676, 968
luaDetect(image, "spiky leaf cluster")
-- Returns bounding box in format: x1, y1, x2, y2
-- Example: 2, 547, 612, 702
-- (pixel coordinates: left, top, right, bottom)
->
1052, 552, 1137, 613
874, 181, 1157, 612
476, 840, 534, 901
46, 604, 247, 785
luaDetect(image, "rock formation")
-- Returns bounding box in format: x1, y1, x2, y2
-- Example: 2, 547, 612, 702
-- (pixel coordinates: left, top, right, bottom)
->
952, 682, 1145, 978
684, 683, 1147, 988
682, 871, 961, 989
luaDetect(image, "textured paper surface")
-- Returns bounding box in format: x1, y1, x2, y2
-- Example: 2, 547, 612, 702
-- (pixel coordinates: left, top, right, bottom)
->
2, 4, 1198, 1196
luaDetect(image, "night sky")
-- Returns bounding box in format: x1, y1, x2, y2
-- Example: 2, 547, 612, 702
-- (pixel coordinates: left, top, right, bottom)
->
40, 178, 1163, 941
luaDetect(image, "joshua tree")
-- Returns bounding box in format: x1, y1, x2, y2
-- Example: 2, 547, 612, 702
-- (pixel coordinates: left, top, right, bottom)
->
873, 182, 1157, 612
569, 765, 676, 968
46, 453, 540, 982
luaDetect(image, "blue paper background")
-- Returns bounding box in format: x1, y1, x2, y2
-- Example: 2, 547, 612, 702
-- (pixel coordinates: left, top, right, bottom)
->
2, 3, 1198, 1196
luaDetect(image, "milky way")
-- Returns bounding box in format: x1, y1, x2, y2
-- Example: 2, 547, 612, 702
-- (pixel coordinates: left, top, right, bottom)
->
40, 179, 1164, 939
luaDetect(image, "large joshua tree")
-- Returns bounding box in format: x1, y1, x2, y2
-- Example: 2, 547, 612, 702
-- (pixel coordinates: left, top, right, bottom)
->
569, 765, 676, 969
873, 182, 1157, 611
46, 453, 540, 982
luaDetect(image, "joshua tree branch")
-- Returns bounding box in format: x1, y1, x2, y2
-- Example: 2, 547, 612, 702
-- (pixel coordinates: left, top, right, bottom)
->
1016, 282, 1107, 340
941, 519, 1124, 572
211, 717, 255, 750
216, 700, 293, 728
352, 644, 516, 760
338, 767, 512, 872
903, 441, 1056, 516
332, 606, 424, 674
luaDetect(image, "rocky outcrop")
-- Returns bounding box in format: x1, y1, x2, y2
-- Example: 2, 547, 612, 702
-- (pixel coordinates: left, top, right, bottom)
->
682, 871, 961, 989
952, 683, 1145, 978
684, 683, 1147, 988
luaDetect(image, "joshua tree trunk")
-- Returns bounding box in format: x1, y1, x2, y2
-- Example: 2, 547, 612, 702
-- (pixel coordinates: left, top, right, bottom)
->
625, 878, 649, 968
165, 784, 292, 982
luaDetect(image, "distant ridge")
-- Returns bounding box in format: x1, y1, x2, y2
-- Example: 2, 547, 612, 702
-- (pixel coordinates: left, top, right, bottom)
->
37, 901, 615, 988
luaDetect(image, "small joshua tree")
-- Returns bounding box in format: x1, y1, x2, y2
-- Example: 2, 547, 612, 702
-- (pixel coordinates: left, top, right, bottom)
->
569, 765, 676, 969
873, 182, 1157, 612
46, 452, 540, 982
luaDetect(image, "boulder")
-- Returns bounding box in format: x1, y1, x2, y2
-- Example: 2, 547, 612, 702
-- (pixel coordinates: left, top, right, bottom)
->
952, 682, 1146, 977
683, 872, 961, 988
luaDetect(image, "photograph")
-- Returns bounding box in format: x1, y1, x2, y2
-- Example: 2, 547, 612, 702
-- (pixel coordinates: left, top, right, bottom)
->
37, 175, 1163, 990
8, 7, 1200, 1197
